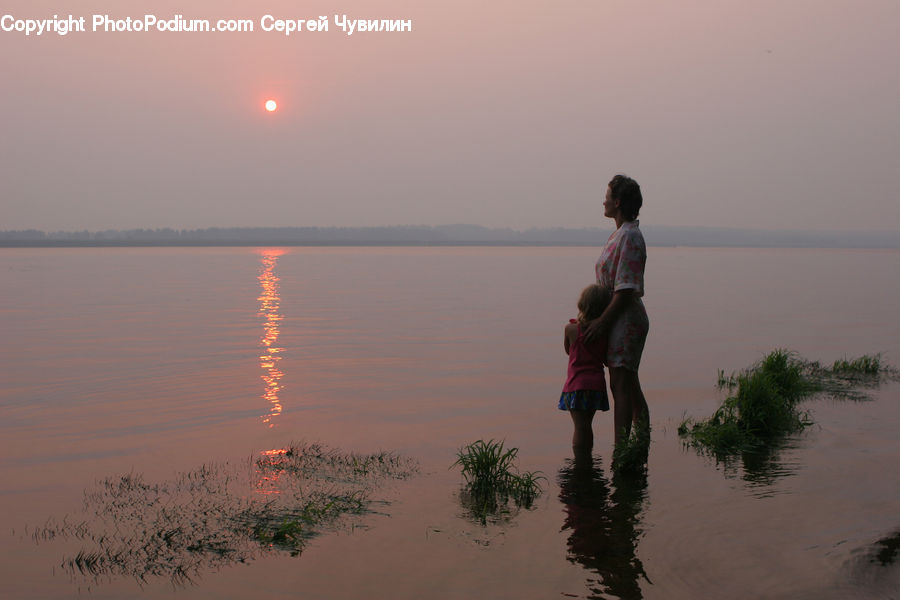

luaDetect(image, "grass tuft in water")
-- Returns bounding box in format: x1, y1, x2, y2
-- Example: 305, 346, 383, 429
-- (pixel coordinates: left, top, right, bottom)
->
32, 442, 418, 586
869, 528, 900, 567
680, 350, 897, 457
451, 439, 545, 525
831, 354, 884, 375
612, 421, 651, 475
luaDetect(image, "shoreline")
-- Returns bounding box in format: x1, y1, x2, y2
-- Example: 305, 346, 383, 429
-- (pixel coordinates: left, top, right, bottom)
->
3, 241, 900, 249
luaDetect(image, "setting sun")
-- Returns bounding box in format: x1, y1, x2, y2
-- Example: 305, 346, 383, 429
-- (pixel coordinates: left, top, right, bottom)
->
264, 99, 277, 112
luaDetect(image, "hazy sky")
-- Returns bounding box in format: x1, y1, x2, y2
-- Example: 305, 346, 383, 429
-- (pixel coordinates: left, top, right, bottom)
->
2, 0, 899, 232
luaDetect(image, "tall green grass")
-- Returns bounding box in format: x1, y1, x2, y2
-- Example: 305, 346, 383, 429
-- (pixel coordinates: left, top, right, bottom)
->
831, 354, 884, 375
680, 350, 897, 457
612, 421, 651, 475
452, 439, 545, 525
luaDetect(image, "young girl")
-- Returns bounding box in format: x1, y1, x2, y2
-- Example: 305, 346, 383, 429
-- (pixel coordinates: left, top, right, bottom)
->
560, 284, 612, 452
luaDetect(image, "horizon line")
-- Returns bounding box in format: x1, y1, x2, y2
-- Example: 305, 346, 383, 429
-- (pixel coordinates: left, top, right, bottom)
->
3, 224, 900, 235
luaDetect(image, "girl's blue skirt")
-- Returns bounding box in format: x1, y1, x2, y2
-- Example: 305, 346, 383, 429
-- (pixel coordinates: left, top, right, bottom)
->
558, 389, 609, 412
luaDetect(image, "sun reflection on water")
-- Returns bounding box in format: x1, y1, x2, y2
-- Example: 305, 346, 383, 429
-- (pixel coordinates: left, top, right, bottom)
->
257, 249, 286, 427
257, 448, 289, 494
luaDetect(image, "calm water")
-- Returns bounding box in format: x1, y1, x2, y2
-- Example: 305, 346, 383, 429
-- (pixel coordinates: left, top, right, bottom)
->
1, 246, 899, 599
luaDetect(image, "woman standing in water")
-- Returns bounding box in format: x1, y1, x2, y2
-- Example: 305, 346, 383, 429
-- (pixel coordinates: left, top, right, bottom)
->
585, 174, 650, 445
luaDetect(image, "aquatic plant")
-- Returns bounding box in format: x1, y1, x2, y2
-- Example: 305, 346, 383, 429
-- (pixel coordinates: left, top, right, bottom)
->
612, 421, 651, 475
831, 354, 884, 376
451, 439, 545, 525
680, 350, 898, 458
32, 443, 418, 587
869, 528, 900, 567
257, 442, 417, 483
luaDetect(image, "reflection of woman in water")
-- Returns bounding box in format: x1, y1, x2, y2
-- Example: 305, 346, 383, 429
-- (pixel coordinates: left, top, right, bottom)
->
558, 454, 650, 599
584, 174, 650, 444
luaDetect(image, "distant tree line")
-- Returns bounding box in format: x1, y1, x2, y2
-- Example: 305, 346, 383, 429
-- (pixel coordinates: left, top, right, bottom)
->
0, 226, 607, 246
0, 225, 897, 248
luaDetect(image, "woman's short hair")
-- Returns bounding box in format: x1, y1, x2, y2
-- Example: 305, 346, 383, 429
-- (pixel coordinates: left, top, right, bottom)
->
609, 174, 643, 221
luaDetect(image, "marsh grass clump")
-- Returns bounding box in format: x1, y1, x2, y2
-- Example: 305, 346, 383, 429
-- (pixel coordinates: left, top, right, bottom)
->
680, 350, 898, 458
32, 443, 418, 587
682, 349, 813, 456
612, 422, 651, 475
257, 442, 418, 484
811, 353, 900, 399
869, 528, 900, 567
452, 439, 545, 525
831, 354, 884, 376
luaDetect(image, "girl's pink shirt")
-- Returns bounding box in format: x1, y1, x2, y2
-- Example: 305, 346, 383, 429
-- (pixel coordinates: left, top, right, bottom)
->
563, 319, 608, 393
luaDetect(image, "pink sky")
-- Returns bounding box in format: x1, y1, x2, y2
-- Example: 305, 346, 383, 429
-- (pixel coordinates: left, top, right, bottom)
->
2, 0, 899, 231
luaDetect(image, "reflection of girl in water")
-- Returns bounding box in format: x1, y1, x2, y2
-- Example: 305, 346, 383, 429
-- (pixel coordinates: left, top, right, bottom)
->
558, 455, 650, 599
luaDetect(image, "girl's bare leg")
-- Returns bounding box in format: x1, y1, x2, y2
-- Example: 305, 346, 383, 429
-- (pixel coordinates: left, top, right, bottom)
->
569, 409, 596, 452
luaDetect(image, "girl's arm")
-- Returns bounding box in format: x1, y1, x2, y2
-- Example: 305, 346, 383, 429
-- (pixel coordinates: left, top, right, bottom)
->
564, 321, 578, 355
583, 289, 634, 343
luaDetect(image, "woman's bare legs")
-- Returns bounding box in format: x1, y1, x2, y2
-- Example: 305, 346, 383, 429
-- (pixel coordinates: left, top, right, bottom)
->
570, 409, 596, 452
630, 371, 649, 428
609, 367, 649, 444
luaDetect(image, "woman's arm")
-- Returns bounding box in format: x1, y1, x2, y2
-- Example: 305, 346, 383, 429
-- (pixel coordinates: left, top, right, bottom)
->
583, 289, 634, 343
